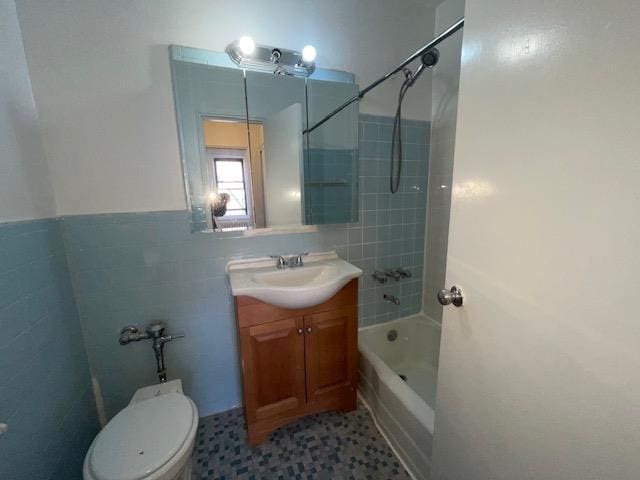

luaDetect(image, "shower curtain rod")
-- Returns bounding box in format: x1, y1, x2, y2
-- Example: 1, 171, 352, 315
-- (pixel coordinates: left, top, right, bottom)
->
303, 17, 465, 135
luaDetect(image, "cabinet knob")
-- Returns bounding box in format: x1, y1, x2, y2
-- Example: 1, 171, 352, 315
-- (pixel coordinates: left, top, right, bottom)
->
297, 328, 304, 335
306, 327, 313, 334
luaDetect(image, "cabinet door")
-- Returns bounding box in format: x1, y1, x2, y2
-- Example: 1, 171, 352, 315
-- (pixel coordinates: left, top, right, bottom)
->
240, 316, 306, 422
304, 306, 357, 403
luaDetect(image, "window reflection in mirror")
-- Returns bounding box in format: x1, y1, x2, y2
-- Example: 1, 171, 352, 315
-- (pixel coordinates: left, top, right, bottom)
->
202, 118, 265, 230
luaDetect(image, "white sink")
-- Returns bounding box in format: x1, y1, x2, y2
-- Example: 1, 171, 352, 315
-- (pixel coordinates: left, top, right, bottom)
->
227, 252, 362, 309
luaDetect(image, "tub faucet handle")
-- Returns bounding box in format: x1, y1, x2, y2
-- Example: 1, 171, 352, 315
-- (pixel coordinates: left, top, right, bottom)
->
372, 271, 388, 284
396, 268, 412, 278
384, 269, 401, 281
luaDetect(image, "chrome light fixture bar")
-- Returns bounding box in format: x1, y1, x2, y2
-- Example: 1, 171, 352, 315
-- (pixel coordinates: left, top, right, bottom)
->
226, 39, 316, 77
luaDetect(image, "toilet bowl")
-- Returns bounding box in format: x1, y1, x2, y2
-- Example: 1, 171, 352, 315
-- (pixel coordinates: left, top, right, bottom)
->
83, 380, 198, 480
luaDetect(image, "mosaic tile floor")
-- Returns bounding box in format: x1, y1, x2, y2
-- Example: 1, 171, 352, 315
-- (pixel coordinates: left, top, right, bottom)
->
191, 402, 410, 480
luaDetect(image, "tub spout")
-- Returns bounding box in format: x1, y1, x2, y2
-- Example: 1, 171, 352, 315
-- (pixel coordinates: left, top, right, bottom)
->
383, 294, 400, 305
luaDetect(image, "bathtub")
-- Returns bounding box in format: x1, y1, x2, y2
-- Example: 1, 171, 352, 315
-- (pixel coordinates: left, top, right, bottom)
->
358, 314, 441, 480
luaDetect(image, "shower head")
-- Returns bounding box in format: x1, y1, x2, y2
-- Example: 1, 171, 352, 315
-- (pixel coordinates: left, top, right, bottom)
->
422, 48, 440, 68
405, 48, 440, 87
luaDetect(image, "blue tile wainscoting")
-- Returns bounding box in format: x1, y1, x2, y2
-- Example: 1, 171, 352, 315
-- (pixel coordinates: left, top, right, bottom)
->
61, 114, 430, 421
0, 218, 99, 480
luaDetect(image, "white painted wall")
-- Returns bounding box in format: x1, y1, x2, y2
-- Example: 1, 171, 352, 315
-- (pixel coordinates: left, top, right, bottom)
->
0, 0, 55, 222
432, 0, 640, 478
15, 0, 437, 215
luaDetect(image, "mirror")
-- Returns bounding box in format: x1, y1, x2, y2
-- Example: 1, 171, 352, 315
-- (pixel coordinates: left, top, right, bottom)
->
304, 79, 359, 224
171, 60, 247, 231
170, 46, 359, 233
245, 71, 306, 228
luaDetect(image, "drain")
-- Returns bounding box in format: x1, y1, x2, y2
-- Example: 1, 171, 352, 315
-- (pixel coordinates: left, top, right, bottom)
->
387, 329, 398, 342
398, 374, 407, 382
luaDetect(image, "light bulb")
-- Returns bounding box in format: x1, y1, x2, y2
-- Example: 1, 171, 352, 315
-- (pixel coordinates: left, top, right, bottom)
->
238, 36, 255, 55
302, 45, 317, 63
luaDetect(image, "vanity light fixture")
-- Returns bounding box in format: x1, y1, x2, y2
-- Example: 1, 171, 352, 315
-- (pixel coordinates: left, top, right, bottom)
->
301, 45, 317, 63
226, 39, 316, 77
238, 36, 255, 55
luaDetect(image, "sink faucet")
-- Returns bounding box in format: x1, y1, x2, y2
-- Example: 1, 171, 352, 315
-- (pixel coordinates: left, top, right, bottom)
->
270, 255, 287, 269
270, 253, 309, 269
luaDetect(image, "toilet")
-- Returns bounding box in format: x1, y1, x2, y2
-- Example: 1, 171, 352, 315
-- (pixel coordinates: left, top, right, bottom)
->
83, 380, 198, 480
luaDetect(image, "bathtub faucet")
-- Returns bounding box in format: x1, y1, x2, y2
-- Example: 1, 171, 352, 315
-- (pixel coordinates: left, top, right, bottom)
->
395, 268, 412, 278
384, 268, 412, 281
384, 269, 401, 281
372, 271, 388, 284
384, 294, 401, 305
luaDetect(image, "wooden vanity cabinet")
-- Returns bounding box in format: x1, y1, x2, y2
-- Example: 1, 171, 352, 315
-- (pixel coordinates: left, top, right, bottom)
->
235, 279, 358, 446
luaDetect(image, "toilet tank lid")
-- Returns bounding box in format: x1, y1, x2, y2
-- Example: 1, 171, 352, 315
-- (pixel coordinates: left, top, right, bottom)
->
89, 393, 197, 480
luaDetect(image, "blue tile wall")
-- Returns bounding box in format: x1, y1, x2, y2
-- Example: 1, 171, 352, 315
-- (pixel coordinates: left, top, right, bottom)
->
356, 114, 430, 324
61, 114, 430, 420
0, 218, 98, 480
304, 148, 358, 224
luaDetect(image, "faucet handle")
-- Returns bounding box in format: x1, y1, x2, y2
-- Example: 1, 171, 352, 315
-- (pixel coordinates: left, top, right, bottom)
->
119, 326, 139, 345
270, 255, 287, 269
120, 325, 139, 335
293, 252, 309, 267
396, 268, 412, 278
372, 271, 388, 284
384, 269, 401, 281
159, 333, 185, 344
